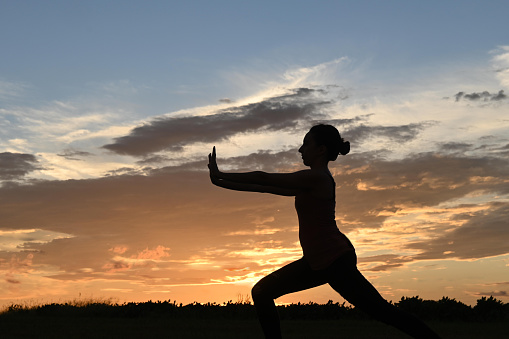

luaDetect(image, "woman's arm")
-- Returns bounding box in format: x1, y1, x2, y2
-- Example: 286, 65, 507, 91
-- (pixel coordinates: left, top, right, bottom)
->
208, 147, 320, 190
216, 170, 318, 190
210, 174, 299, 196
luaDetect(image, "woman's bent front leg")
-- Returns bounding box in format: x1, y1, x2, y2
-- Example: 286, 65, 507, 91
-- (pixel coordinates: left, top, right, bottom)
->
251, 258, 327, 339
252, 274, 283, 339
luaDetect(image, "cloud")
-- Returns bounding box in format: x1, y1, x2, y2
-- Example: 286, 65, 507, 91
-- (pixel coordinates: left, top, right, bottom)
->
57, 148, 94, 161
135, 246, 171, 260
492, 46, 509, 88
102, 246, 171, 273
437, 142, 473, 153
0, 152, 41, 181
453, 90, 507, 102
102, 88, 330, 157
358, 254, 414, 272
343, 122, 435, 144
145, 115, 433, 174
326, 149, 509, 270
135, 155, 172, 165
109, 245, 128, 255
2, 252, 34, 285
0, 79, 27, 100
0, 164, 297, 280
0, 229, 74, 252
104, 167, 148, 177
408, 202, 509, 260
282, 57, 350, 87
0, 100, 136, 159
474, 290, 507, 297
2, 118, 509, 295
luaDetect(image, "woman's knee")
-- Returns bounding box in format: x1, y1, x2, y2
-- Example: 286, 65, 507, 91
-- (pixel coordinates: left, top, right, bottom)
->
252, 275, 278, 302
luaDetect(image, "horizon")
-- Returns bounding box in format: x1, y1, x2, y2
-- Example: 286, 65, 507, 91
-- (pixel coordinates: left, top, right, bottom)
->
1, 1, 509, 310
2, 293, 507, 312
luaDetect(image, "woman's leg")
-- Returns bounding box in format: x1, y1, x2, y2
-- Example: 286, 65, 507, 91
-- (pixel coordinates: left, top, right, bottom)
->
251, 258, 327, 339
327, 252, 441, 339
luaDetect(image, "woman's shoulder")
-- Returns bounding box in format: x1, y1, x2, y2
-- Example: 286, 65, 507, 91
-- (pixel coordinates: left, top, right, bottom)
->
302, 169, 333, 181
295, 169, 334, 199
294, 168, 331, 176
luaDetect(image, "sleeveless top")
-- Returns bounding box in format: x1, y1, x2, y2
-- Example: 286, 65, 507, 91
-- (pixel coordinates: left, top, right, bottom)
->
295, 173, 354, 270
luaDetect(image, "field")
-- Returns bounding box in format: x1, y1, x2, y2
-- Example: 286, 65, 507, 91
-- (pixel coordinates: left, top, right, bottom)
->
1, 316, 508, 338
1, 297, 508, 338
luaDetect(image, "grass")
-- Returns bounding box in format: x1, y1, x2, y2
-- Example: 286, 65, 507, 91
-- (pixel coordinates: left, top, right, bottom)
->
1, 315, 508, 338
1, 298, 508, 338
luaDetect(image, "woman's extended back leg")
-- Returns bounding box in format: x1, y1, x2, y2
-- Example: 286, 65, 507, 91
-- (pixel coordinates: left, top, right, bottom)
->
327, 256, 441, 339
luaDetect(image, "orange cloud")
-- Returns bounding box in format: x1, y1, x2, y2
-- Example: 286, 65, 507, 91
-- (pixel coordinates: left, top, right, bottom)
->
109, 246, 128, 254
134, 246, 171, 260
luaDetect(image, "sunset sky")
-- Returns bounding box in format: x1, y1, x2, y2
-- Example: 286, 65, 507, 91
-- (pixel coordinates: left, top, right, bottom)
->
1, 1, 509, 310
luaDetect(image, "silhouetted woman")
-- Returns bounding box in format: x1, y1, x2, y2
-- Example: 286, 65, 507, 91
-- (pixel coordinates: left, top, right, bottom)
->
208, 124, 441, 339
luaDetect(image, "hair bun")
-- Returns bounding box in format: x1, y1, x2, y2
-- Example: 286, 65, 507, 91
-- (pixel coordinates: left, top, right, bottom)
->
339, 140, 350, 156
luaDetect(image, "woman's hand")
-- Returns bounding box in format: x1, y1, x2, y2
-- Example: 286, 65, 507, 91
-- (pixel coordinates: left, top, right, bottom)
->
208, 146, 220, 181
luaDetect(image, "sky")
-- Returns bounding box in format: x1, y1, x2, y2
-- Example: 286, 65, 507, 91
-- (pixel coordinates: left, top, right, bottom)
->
1, 0, 509, 309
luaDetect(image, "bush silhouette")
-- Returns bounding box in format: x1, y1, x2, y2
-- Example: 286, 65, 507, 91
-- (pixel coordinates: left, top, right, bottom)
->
474, 296, 508, 321
2, 296, 507, 322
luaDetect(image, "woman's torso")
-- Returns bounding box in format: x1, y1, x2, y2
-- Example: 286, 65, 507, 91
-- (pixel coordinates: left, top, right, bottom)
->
295, 171, 354, 270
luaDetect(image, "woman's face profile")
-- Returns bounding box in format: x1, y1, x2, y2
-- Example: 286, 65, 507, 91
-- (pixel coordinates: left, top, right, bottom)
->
298, 133, 322, 166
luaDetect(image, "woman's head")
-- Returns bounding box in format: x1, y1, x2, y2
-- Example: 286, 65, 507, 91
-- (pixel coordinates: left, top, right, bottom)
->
307, 124, 350, 161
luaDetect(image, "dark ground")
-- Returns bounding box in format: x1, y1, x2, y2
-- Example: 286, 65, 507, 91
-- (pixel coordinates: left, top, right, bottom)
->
1, 316, 508, 338
2, 297, 507, 338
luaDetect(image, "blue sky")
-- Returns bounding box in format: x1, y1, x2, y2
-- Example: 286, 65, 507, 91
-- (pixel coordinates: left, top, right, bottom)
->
1, 1, 508, 308
2, 0, 508, 110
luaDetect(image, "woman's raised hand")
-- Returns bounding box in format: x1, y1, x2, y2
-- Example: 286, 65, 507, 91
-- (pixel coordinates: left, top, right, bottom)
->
208, 146, 219, 177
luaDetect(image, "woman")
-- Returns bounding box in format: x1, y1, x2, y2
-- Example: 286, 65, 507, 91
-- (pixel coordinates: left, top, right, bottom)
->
208, 124, 440, 339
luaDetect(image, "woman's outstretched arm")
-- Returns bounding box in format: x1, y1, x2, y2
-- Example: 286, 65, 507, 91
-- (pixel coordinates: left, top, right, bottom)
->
210, 173, 299, 196
208, 147, 320, 191
208, 149, 299, 196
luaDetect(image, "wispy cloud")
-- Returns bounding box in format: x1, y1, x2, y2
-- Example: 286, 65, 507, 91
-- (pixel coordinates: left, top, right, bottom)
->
281, 58, 351, 87
358, 254, 414, 272
57, 148, 94, 161
454, 90, 507, 102
492, 45, 509, 89
0, 79, 27, 100
344, 122, 436, 144
473, 290, 507, 297
0, 229, 74, 252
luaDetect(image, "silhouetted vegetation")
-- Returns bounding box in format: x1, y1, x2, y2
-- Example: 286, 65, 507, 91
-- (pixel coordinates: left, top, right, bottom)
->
1, 297, 508, 338
2, 296, 508, 322
396, 296, 509, 322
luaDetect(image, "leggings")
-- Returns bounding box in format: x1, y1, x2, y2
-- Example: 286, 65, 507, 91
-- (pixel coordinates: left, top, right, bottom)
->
251, 252, 441, 339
